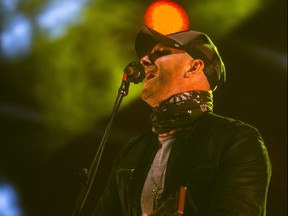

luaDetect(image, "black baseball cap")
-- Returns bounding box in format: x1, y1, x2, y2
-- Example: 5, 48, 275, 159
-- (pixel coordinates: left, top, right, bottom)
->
135, 25, 226, 91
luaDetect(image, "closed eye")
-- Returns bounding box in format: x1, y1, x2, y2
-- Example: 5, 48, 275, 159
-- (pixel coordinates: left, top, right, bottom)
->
148, 49, 171, 63
154, 49, 171, 56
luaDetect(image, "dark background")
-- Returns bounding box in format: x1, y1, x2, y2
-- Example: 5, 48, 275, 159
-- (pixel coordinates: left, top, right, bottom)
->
0, 0, 286, 215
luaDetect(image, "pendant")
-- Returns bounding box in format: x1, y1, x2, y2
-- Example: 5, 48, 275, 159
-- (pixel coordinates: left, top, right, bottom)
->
152, 186, 163, 209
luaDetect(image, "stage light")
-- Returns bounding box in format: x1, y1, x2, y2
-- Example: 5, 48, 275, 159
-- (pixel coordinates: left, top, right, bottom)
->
36, 0, 89, 39
0, 183, 22, 216
144, 0, 189, 35
0, 14, 32, 59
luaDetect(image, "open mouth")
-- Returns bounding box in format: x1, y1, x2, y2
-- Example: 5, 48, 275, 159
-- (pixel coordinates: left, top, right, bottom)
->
146, 73, 156, 80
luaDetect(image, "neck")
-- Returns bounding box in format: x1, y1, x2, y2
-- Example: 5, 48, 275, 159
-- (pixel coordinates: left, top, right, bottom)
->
150, 90, 213, 134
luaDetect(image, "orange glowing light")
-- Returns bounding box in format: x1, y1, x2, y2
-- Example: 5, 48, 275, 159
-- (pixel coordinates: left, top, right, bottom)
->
144, 0, 189, 35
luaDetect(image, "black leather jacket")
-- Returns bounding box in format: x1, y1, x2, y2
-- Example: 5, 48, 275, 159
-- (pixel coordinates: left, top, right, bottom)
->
94, 113, 271, 215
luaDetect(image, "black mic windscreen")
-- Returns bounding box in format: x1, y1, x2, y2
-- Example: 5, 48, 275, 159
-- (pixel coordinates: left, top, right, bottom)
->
124, 61, 145, 84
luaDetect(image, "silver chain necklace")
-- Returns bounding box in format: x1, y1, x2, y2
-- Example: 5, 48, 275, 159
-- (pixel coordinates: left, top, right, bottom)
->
151, 165, 167, 209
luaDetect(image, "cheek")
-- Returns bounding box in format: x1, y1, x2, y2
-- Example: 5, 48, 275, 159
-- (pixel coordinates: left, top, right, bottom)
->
157, 69, 173, 85
159, 65, 184, 84
156, 71, 180, 91
156, 55, 188, 84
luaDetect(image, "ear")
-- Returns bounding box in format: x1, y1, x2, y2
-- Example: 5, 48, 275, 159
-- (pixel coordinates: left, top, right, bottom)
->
184, 59, 204, 77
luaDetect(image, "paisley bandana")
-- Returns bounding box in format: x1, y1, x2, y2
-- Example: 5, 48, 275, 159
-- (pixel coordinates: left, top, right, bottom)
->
151, 91, 213, 134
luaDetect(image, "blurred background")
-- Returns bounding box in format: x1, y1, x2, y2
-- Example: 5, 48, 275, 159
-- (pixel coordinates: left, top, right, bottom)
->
0, 0, 286, 215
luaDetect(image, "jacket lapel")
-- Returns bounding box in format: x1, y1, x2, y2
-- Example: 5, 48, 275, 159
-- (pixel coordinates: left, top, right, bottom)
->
163, 113, 216, 198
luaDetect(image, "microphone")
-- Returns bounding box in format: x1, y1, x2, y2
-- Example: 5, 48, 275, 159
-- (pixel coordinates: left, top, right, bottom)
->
123, 61, 145, 84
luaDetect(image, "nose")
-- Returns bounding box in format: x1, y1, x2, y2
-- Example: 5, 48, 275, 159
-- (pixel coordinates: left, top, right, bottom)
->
140, 55, 153, 67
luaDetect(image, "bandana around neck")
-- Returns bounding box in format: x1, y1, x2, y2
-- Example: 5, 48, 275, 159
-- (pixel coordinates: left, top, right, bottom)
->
151, 91, 213, 134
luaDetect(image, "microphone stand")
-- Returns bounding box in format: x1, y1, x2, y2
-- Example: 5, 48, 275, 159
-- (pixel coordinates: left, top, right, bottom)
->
72, 74, 131, 216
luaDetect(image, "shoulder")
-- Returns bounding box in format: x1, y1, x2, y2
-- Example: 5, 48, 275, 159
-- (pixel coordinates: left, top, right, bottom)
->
189, 113, 267, 157
200, 112, 262, 137
200, 113, 270, 162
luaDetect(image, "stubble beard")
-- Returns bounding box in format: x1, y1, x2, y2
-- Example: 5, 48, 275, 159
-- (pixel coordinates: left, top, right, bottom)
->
140, 74, 170, 107
140, 84, 158, 107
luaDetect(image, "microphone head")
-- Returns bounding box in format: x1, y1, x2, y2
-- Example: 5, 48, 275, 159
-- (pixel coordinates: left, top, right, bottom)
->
124, 61, 145, 84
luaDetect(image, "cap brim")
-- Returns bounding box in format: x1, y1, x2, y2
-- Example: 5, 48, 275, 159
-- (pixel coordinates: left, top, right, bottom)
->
135, 25, 182, 58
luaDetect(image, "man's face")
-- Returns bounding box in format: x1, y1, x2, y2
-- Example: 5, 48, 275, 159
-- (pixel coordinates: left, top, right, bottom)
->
140, 43, 194, 107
